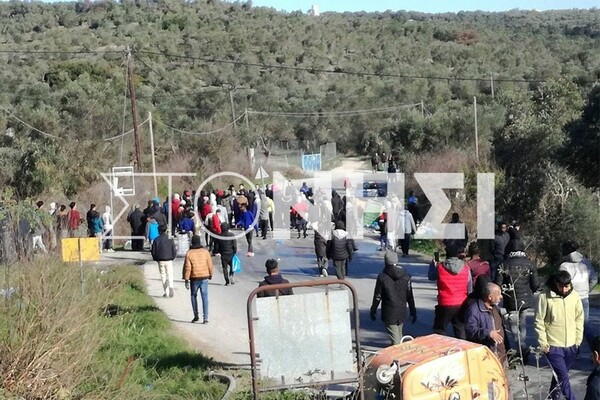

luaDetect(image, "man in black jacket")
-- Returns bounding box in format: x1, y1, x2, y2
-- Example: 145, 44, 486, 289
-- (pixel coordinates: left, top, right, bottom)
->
150, 224, 177, 297
489, 221, 510, 280
257, 259, 294, 298
127, 204, 145, 251
326, 220, 355, 280
370, 250, 417, 345
494, 237, 539, 362
213, 223, 238, 285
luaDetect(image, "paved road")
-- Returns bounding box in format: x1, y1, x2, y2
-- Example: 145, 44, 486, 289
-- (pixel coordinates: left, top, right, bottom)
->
104, 229, 598, 399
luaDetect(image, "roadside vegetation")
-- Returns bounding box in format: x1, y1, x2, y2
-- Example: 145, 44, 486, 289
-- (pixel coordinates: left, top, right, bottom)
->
0, 259, 226, 399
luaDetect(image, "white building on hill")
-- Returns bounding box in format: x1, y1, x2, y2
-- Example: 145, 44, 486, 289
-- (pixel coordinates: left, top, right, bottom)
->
308, 4, 319, 16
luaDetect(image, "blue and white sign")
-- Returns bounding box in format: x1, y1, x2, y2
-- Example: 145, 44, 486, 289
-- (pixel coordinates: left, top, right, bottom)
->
301, 154, 321, 171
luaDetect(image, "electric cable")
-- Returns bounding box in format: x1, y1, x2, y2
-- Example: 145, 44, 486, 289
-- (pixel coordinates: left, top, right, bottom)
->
0, 105, 60, 139
153, 112, 245, 136
137, 49, 546, 84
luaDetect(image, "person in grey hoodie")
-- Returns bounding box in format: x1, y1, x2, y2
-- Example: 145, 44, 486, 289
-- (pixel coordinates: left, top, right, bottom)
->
326, 220, 356, 279
429, 244, 472, 339
258, 190, 270, 240
559, 240, 598, 347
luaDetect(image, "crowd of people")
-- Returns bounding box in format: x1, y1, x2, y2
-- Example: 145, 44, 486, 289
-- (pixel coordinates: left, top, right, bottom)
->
29, 174, 599, 399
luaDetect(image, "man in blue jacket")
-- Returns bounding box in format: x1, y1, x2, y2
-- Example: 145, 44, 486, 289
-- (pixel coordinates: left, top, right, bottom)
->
465, 282, 507, 366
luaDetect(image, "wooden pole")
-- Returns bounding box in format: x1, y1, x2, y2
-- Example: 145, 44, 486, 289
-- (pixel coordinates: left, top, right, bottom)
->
490, 73, 495, 100
148, 111, 158, 196
229, 89, 237, 131
474, 96, 479, 163
127, 50, 142, 172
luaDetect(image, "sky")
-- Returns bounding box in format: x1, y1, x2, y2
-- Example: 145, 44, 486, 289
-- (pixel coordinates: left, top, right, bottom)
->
247, 0, 599, 13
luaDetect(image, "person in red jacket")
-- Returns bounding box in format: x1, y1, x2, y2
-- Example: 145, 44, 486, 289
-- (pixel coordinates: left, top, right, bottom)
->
428, 244, 473, 339
67, 201, 81, 237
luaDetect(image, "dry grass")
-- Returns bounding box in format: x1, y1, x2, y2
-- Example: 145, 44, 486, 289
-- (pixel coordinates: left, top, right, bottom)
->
0, 257, 111, 399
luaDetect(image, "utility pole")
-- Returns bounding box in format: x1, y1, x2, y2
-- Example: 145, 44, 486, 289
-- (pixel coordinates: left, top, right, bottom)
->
127, 49, 142, 172
229, 89, 237, 131
420, 100, 424, 117
148, 111, 158, 196
474, 96, 479, 163
490, 73, 495, 100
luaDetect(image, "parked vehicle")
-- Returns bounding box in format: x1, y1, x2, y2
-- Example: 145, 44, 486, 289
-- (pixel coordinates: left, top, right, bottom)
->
362, 181, 387, 198
363, 334, 509, 400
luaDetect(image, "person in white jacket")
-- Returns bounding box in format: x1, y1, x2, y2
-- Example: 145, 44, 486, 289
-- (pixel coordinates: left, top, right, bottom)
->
101, 206, 114, 252
559, 240, 597, 346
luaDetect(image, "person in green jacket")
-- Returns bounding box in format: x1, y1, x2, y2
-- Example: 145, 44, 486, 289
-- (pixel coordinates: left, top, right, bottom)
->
535, 270, 584, 400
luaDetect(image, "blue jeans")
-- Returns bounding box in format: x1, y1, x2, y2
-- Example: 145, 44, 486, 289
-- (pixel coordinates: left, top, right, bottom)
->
190, 279, 209, 321
379, 234, 388, 249
546, 345, 577, 400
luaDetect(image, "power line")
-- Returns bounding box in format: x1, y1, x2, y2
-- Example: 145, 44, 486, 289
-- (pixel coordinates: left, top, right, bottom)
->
137, 49, 546, 84
102, 117, 149, 141
0, 49, 123, 55
153, 113, 245, 136
0, 105, 60, 139
247, 103, 421, 117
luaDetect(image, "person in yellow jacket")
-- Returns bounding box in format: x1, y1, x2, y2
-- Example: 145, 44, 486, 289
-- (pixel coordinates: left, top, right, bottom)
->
535, 270, 584, 400
183, 235, 213, 324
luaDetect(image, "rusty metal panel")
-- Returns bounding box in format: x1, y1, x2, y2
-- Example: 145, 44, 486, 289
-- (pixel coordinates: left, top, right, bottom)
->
254, 290, 355, 385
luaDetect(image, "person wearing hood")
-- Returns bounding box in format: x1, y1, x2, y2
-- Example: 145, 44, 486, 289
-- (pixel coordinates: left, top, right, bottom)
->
127, 204, 146, 251
313, 221, 329, 277
370, 250, 417, 345
257, 259, 293, 298
214, 223, 238, 285
326, 220, 356, 280
101, 205, 114, 252
559, 240, 597, 348
535, 270, 584, 400
494, 237, 539, 362
428, 244, 472, 339
331, 190, 344, 222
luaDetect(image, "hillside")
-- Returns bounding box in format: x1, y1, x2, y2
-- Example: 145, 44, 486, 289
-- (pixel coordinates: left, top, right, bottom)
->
0, 0, 599, 265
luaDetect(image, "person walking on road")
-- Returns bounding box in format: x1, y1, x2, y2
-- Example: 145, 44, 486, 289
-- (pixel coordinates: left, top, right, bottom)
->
326, 220, 355, 280
237, 204, 255, 257
257, 259, 294, 298
313, 222, 328, 277
258, 190, 270, 239
535, 270, 584, 400
214, 223, 238, 285
151, 225, 177, 298
428, 244, 472, 339
370, 250, 417, 345
183, 235, 213, 324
